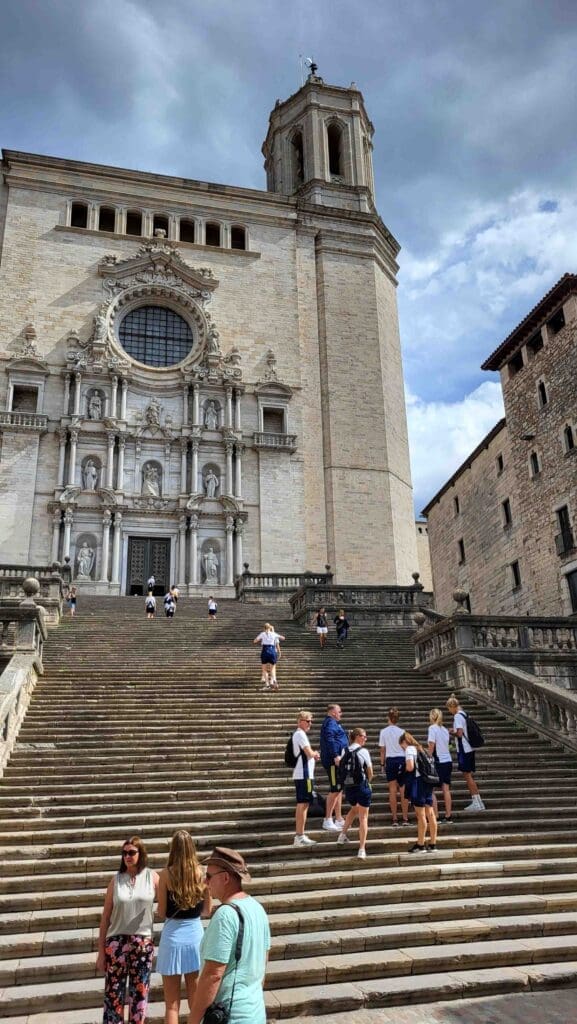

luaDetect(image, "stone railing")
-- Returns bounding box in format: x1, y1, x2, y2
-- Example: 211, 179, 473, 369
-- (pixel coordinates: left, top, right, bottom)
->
252, 431, 298, 452
0, 580, 47, 776
0, 410, 48, 431
291, 579, 433, 627
0, 563, 70, 625
236, 568, 333, 604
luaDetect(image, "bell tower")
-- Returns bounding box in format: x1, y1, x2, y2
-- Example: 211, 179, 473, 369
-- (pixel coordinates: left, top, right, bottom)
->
262, 68, 376, 212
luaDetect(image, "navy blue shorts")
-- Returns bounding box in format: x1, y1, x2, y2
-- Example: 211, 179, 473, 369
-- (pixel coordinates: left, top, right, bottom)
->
325, 764, 343, 793
260, 645, 278, 665
208, 608, 217, 616
410, 778, 434, 808
386, 756, 406, 783
436, 761, 453, 786
294, 779, 313, 804
458, 750, 476, 774
345, 782, 372, 808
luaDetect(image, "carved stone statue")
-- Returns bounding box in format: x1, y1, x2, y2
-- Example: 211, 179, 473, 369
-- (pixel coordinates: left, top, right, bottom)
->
142, 464, 161, 497
88, 394, 102, 420
206, 324, 221, 355
145, 399, 161, 428
204, 401, 219, 430
76, 541, 95, 579
203, 546, 219, 584
82, 459, 99, 491
204, 468, 219, 498
93, 314, 107, 343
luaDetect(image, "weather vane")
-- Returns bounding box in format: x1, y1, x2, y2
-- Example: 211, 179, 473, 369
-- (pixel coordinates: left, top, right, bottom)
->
299, 55, 319, 85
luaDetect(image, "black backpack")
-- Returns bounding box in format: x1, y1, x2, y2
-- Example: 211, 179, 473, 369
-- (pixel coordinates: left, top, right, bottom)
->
463, 712, 485, 749
416, 749, 440, 786
284, 735, 301, 769
337, 747, 366, 786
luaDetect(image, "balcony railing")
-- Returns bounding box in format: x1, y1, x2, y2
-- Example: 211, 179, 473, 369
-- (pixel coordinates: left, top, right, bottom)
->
555, 529, 576, 557
253, 431, 297, 452
0, 411, 47, 431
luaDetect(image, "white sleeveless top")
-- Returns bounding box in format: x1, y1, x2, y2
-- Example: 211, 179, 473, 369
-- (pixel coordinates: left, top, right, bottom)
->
107, 868, 155, 938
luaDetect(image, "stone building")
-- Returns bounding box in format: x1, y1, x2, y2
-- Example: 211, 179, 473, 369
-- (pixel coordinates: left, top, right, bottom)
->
423, 274, 577, 616
0, 72, 418, 594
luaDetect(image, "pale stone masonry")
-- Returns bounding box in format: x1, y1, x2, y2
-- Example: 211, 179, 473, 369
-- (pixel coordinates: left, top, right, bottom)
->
424, 274, 577, 616
0, 72, 418, 593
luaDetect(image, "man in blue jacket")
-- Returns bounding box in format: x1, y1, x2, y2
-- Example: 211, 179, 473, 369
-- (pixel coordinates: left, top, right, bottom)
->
320, 703, 348, 831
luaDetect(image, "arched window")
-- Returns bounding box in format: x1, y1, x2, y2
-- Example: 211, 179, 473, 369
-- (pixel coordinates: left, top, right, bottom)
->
70, 202, 88, 228
327, 123, 343, 180
179, 219, 196, 243
205, 222, 221, 247
153, 214, 169, 237
99, 207, 116, 232
291, 130, 304, 189
564, 425, 575, 452
231, 226, 246, 251
126, 210, 142, 236
118, 305, 194, 367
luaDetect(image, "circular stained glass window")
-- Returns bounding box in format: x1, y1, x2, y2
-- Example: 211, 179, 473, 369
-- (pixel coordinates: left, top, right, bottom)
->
118, 305, 194, 367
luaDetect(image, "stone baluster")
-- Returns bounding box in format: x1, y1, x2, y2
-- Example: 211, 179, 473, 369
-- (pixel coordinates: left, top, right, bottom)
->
63, 508, 74, 560
106, 432, 116, 488
234, 389, 242, 431
225, 515, 234, 586
224, 440, 234, 496
191, 439, 199, 493
235, 518, 244, 578
180, 438, 188, 494
189, 514, 199, 585
68, 430, 78, 486
51, 511, 62, 562
120, 378, 128, 420
73, 372, 82, 416
117, 437, 125, 491
111, 512, 123, 584
225, 386, 233, 428
182, 384, 189, 427
111, 375, 118, 419
57, 430, 67, 487
100, 510, 112, 582
234, 442, 244, 499
193, 384, 200, 425
63, 373, 71, 416
178, 515, 187, 587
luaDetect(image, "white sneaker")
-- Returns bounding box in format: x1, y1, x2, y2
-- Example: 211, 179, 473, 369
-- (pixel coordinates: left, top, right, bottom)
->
357, 848, 367, 859
475, 797, 486, 810
336, 831, 350, 844
260, 684, 271, 691
464, 797, 485, 812
322, 819, 340, 831
334, 819, 345, 829
293, 834, 316, 846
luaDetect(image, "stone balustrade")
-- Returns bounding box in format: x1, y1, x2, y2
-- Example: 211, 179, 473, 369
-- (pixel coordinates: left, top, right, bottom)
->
291, 581, 433, 627
252, 431, 297, 452
236, 568, 333, 604
0, 581, 47, 776
0, 563, 69, 625
0, 410, 47, 431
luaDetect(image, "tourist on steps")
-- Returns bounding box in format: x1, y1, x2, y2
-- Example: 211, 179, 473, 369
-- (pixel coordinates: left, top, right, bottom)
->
157, 830, 212, 1024
164, 591, 176, 619
269, 623, 284, 688
170, 583, 179, 603
312, 606, 329, 647
379, 707, 410, 827
446, 695, 486, 811
336, 726, 373, 858
428, 707, 453, 822
189, 847, 270, 1024
147, 574, 155, 592
207, 596, 218, 621
67, 585, 77, 617
96, 835, 159, 1024
319, 704, 348, 831
253, 622, 285, 690
399, 732, 438, 853
333, 608, 350, 648
291, 710, 320, 846
145, 592, 156, 620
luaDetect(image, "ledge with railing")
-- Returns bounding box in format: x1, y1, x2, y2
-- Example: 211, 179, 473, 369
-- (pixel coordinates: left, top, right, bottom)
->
290, 575, 433, 626
236, 566, 333, 604
0, 563, 70, 624
252, 431, 297, 452
0, 580, 48, 776
0, 410, 48, 431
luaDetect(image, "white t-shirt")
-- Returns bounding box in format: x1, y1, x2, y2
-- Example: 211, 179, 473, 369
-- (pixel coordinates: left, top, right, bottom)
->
208, 599, 217, 611
145, 595, 156, 609
291, 728, 315, 781
379, 724, 404, 757
349, 742, 372, 777
427, 724, 452, 763
255, 631, 280, 646
453, 711, 472, 754
404, 745, 418, 774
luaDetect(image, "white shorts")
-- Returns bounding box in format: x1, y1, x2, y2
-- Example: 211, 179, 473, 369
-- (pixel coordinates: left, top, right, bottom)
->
316, 627, 328, 635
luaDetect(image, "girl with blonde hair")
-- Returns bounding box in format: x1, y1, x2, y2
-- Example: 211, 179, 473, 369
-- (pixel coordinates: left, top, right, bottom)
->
253, 622, 285, 691
157, 830, 212, 1024
428, 708, 453, 823
399, 731, 438, 853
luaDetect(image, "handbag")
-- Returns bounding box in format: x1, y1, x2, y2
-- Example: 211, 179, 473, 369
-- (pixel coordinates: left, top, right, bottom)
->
202, 903, 245, 1024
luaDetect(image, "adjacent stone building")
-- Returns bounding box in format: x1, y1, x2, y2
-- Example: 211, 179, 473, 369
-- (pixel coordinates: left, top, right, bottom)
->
423, 274, 577, 616
0, 72, 418, 594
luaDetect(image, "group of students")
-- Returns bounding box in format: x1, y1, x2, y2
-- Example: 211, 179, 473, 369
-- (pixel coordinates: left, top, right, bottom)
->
290, 695, 485, 854
312, 606, 350, 648
145, 582, 180, 620
98, 831, 270, 1024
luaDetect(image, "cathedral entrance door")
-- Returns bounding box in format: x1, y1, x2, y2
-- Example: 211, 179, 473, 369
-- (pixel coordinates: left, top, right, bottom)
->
127, 537, 171, 596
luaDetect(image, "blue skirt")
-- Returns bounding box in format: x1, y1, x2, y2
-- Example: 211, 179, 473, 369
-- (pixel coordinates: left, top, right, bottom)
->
156, 917, 203, 976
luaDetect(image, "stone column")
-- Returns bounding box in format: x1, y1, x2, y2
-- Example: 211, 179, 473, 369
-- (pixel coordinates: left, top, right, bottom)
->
120, 378, 128, 420
100, 510, 112, 582
117, 437, 126, 491
193, 384, 200, 425
134, 441, 142, 493
180, 438, 188, 494
111, 512, 123, 585
116, 208, 127, 235
57, 430, 67, 486
224, 440, 234, 496
189, 514, 199, 585
182, 384, 189, 426
51, 511, 62, 562
68, 430, 78, 486
234, 389, 242, 431
235, 518, 244, 578
63, 373, 71, 416
88, 203, 98, 230
234, 442, 244, 499
111, 375, 118, 419
63, 508, 74, 560
178, 515, 187, 587
191, 439, 199, 493
73, 372, 82, 416
106, 432, 115, 488
225, 386, 233, 428
226, 515, 234, 586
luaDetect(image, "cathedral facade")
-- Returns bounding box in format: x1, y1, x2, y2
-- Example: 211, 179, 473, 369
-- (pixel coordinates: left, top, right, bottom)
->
0, 74, 418, 594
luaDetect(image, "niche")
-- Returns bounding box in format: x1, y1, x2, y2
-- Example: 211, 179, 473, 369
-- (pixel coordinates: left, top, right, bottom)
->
201, 463, 221, 499
141, 460, 163, 497
203, 399, 221, 430
200, 537, 221, 585
86, 388, 105, 420
81, 455, 102, 492
74, 533, 98, 580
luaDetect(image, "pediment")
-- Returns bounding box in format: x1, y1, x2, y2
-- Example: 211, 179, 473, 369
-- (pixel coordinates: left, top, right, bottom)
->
6, 355, 49, 376
98, 241, 219, 295
254, 380, 293, 398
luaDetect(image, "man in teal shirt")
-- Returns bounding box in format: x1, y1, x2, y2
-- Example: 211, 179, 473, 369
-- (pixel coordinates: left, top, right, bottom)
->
189, 847, 270, 1024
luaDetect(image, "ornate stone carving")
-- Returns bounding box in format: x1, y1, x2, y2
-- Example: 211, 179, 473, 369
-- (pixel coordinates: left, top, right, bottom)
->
87, 393, 103, 419
203, 546, 219, 584
76, 541, 95, 579
203, 468, 220, 498
204, 401, 219, 430
82, 459, 99, 491
22, 324, 38, 358
142, 464, 161, 496
60, 486, 81, 504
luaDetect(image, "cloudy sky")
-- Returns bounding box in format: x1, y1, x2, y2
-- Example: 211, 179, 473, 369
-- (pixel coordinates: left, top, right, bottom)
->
2, 0, 576, 511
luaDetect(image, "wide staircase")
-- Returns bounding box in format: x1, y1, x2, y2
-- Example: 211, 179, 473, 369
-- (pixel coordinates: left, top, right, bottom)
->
1, 597, 577, 1023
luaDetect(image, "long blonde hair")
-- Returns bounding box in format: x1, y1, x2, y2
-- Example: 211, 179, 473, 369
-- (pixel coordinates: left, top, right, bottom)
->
166, 830, 206, 909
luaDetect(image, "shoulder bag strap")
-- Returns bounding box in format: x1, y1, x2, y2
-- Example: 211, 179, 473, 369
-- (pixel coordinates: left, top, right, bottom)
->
222, 902, 245, 1015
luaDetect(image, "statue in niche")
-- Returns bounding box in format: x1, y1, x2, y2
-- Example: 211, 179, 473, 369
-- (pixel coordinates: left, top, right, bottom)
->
203, 546, 219, 584
76, 541, 95, 579
93, 314, 107, 343
204, 468, 219, 498
88, 394, 102, 420
206, 324, 221, 355
82, 459, 99, 492
204, 401, 219, 430
145, 398, 161, 428
142, 464, 161, 497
